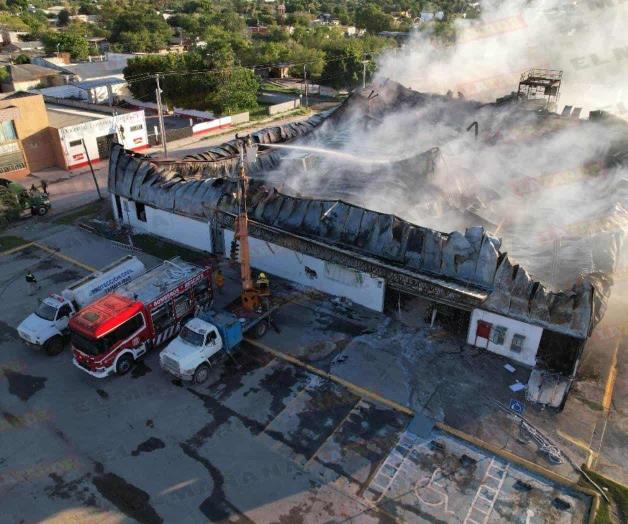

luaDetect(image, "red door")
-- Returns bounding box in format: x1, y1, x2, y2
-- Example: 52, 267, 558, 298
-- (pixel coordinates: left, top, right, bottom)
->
476, 320, 492, 339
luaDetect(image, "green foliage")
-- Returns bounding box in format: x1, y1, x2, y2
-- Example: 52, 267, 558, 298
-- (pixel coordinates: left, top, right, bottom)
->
57, 9, 70, 26
109, 6, 173, 52
42, 30, 90, 60
0, 12, 29, 30
124, 51, 259, 115
14, 54, 30, 64
355, 3, 394, 33
6, 0, 28, 12
321, 35, 394, 88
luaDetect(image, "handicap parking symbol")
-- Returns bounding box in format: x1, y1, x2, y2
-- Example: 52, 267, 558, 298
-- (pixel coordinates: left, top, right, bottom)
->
509, 398, 525, 415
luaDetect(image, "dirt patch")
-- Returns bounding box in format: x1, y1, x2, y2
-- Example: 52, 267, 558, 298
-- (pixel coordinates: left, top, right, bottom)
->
92, 471, 163, 524
131, 437, 165, 457
3, 369, 47, 401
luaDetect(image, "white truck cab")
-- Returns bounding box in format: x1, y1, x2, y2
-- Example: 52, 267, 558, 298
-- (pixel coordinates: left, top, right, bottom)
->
160, 318, 225, 384
17, 255, 145, 356
18, 294, 76, 355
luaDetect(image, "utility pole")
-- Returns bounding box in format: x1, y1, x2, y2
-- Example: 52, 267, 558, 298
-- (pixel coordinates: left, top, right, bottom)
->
362, 60, 369, 89
302, 65, 308, 107
155, 73, 168, 159
81, 139, 102, 200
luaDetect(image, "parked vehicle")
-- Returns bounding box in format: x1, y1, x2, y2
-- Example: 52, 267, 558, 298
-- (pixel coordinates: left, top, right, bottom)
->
0, 181, 50, 227
159, 300, 276, 384
70, 257, 212, 377
17, 256, 145, 356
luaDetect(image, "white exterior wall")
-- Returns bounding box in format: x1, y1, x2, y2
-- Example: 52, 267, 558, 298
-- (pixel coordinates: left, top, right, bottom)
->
117, 197, 212, 252
58, 111, 148, 168
467, 308, 543, 367
113, 198, 385, 311
224, 229, 385, 311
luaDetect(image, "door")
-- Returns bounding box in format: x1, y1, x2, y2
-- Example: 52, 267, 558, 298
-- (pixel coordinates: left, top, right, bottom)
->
476, 320, 492, 339
55, 303, 73, 332
96, 133, 117, 159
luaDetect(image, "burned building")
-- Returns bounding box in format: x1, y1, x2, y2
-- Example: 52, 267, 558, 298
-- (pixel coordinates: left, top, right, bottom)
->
108, 80, 627, 407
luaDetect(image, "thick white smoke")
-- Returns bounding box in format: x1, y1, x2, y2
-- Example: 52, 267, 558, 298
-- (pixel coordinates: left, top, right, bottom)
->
375, 0, 628, 117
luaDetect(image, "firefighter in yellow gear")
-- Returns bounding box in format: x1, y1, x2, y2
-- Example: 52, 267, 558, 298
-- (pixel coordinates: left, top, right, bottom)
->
256, 272, 269, 293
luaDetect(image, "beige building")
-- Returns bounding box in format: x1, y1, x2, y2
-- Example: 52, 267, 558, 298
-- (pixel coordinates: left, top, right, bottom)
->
0, 92, 56, 179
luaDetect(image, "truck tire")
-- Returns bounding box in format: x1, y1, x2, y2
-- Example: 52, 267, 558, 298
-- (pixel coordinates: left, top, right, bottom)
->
45, 336, 64, 356
193, 364, 210, 385
32, 205, 48, 216
251, 320, 268, 339
116, 354, 134, 375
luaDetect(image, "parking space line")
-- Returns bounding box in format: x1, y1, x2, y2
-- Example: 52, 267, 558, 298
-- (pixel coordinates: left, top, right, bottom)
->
603, 342, 619, 414
259, 383, 310, 435
31, 242, 96, 272
303, 397, 362, 468
0, 241, 36, 256
557, 430, 597, 468
245, 338, 414, 416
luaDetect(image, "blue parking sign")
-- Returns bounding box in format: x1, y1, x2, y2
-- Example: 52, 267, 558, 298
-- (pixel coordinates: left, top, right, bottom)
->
509, 398, 525, 415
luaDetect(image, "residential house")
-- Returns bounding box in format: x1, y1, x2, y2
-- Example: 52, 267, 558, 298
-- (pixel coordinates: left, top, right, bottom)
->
1, 64, 66, 93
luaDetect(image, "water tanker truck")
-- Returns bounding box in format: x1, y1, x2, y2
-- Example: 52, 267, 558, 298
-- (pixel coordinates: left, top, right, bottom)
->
17, 255, 145, 355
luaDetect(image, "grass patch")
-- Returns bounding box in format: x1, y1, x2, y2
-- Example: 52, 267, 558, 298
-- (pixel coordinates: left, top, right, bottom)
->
53, 200, 108, 225
260, 82, 300, 94
581, 467, 628, 524
0, 235, 28, 252
132, 234, 209, 264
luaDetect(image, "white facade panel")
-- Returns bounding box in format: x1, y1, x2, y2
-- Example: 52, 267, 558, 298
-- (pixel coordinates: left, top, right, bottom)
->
113, 200, 385, 310
224, 229, 385, 311
117, 198, 212, 253
467, 308, 543, 367
58, 110, 148, 168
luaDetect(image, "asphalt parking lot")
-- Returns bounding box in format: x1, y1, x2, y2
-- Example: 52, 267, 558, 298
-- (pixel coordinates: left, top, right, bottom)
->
0, 226, 596, 523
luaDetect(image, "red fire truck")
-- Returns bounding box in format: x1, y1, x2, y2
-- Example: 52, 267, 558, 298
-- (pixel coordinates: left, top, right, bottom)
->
70, 257, 212, 378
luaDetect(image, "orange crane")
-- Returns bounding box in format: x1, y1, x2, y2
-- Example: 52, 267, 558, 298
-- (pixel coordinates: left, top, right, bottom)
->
231, 135, 269, 311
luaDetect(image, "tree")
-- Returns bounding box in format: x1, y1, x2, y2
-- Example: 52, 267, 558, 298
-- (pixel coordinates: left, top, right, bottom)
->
57, 9, 70, 26
355, 4, 394, 33
42, 31, 90, 60
208, 66, 259, 114
14, 54, 30, 64
6, 0, 28, 12
109, 8, 173, 52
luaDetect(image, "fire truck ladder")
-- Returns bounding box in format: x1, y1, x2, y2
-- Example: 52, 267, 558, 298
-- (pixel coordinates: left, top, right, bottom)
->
365, 430, 419, 503
463, 458, 510, 524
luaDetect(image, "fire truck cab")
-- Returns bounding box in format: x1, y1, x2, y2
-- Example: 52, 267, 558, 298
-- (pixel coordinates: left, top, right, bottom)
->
70, 258, 212, 378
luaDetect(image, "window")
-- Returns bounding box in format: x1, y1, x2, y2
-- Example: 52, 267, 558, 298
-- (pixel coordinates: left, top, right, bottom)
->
511, 334, 526, 353
151, 304, 173, 332
174, 292, 192, 318
108, 314, 144, 344
193, 279, 210, 305
114, 195, 123, 221
0, 121, 17, 144
130, 124, 143, 132
490, 325, 507, 345
69, 139, 82, 148
135, 201, 146, 222
206, 330, 217, 344
57, 304, 72, 319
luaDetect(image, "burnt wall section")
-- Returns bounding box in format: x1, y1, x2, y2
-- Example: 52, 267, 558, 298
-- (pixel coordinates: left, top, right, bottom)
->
109, 142, 601, 339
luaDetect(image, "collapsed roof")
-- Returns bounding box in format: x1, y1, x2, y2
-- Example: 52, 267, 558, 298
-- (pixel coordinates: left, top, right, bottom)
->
109, 81, 627, 340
